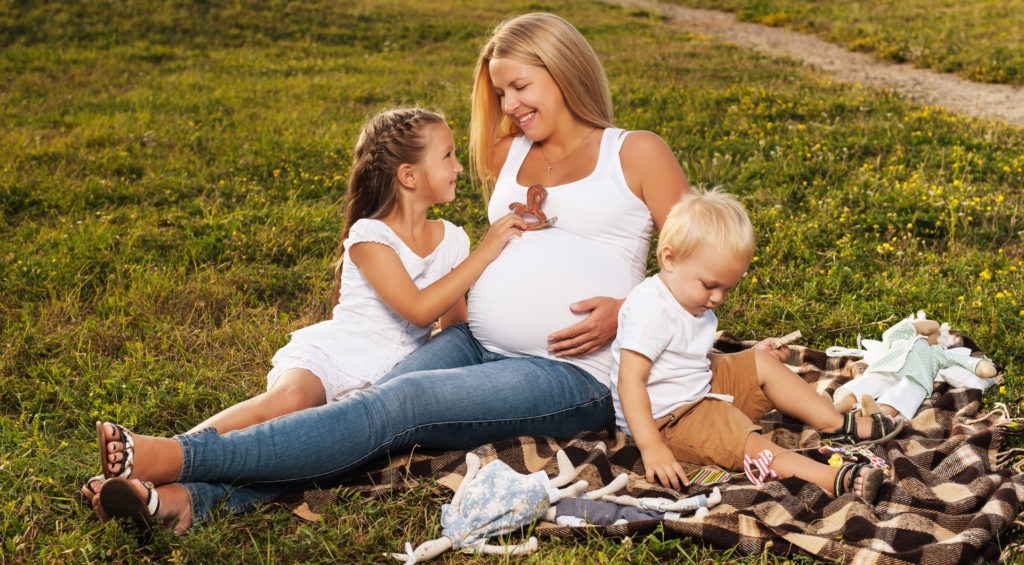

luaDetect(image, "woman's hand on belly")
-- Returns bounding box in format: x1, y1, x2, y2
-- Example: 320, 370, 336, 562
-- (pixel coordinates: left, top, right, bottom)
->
546, 296, 624, 358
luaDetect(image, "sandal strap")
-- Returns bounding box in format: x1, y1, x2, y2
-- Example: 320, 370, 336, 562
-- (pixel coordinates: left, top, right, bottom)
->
110, 423, 135, 479
81, 474, 106, 499
822, 412, 858, 444
823, 413, 903, 446
141, 481, 160, 516
833, 464, 849, 496
871, 413, 892, 437
833, 462, 865, 497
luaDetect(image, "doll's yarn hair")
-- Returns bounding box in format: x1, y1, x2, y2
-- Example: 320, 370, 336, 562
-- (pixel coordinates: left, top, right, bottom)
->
332, 107, 447, 305
658, 187, 755, 268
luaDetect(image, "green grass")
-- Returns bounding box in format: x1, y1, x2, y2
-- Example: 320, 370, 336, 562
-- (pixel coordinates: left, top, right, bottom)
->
665, 0, 1024, 85
2, 0, 1024, 562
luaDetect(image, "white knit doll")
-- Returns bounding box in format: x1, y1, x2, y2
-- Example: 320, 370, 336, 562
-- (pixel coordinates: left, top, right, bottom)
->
833, 312, 998, 419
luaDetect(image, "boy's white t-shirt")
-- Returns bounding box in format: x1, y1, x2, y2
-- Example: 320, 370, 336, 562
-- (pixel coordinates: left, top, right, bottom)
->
610, 275, 718, 435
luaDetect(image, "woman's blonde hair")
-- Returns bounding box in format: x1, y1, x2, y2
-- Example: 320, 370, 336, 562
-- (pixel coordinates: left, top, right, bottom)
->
469, 12, 614, 197
332, 107, 446, 305
658, 187, 756, 268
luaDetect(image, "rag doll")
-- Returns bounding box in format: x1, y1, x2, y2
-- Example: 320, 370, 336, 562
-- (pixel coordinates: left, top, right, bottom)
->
388, 450, 718, 562
388, 450, 595, 563
545, 486, 721, 527
830, 312, 998, 419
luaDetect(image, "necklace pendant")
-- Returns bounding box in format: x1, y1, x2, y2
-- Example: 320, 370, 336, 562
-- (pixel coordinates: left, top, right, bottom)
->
545, 165, 552, 173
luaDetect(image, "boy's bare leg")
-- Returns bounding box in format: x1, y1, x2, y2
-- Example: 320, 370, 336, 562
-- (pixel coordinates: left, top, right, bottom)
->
186, 369, 326, 435
753, 350, 877, 439
745, 433, 865, 496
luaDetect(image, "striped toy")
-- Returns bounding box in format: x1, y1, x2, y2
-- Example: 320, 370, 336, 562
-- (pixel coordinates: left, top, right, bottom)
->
743, 449, 779, 486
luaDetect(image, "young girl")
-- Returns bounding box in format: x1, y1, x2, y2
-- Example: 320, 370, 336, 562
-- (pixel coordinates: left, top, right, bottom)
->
181, 107, 526, 435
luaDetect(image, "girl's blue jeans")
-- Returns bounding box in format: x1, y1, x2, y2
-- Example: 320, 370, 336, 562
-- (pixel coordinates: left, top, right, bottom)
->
175, 323, 612, 523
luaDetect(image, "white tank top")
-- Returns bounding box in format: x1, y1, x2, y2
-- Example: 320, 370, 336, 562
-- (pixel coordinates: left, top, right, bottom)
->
467, 128, 655, 384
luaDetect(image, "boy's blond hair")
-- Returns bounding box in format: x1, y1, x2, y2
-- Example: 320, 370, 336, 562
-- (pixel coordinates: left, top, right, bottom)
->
658, 188, 755, 268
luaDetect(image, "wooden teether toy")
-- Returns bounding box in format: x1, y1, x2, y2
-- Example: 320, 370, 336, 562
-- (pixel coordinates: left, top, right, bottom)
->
773, 330, 802, 350
509, 184, 557, 231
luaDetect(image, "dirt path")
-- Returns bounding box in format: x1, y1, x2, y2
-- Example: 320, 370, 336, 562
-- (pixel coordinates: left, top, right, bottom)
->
608, 0, 1024, 128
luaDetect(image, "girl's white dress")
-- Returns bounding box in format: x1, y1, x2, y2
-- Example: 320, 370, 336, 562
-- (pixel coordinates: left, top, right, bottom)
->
266, 218, 470, 401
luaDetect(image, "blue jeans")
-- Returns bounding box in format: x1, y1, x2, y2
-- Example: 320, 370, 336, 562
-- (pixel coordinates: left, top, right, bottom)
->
176, 324, 611, 523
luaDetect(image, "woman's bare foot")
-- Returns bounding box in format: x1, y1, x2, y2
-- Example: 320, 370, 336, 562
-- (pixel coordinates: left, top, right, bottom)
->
98, 422, 184, 486
94, 478, 193, 536
150, 482, 193, 536
81, 475, 105, 500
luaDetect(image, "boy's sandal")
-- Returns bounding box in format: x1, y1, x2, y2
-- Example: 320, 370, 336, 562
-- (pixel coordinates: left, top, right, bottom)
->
866, 412, 905, 445
96, 421, 135, 479
96, 477, 160, 532
821, 412, 904, 446
833, 462, 884, 504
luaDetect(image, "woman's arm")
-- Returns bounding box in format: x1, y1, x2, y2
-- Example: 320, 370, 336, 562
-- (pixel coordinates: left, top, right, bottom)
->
350, 214, 525, 328
548, 131, 690, 357
620, 129, 691, 229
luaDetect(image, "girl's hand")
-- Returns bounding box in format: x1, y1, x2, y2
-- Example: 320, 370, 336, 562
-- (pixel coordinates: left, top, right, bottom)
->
476, 213, 526, 262
547, 296, 623, 357
640, 442, 690, 490
752, 338, 790, 363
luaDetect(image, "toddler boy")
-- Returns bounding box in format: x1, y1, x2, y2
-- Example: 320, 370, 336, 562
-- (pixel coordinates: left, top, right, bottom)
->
611, 188, 894, 501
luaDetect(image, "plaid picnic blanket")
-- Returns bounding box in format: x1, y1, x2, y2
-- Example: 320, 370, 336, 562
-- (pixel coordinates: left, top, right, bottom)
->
288, 332, 1024, 564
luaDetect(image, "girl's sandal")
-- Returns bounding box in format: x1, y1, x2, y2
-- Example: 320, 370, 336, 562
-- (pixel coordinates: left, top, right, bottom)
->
80, 475, 106, 500
834, 462, 884, 504
96, 421, 135, 479
96, 477, 160, 534
821, 412, 904, 446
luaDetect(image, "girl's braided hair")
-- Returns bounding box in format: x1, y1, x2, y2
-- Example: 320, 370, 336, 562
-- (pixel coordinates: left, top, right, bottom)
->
332, 107, 446, 305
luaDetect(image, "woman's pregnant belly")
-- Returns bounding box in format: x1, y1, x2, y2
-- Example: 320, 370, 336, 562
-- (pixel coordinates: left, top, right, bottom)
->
467, 229, 637, 377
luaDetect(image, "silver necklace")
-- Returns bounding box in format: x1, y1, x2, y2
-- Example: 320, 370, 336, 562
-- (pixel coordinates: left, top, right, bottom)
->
538, 128, 599, 173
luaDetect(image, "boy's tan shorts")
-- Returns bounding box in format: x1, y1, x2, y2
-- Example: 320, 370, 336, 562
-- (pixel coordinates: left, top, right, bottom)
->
657, 349, 773, 471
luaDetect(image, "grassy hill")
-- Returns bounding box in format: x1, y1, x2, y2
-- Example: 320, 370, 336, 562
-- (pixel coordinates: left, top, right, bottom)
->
2, 0, 1022, 562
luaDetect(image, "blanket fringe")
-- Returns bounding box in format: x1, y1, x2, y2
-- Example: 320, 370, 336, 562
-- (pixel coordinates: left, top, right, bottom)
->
996, 518, 1024, 562
993, 405, 1024, 473
965, 402, 1014, 425
999, 420, 1024, 438
981, 403, 1024, 474
1000, 543, 1024, 562
996, 448, 1024, 474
